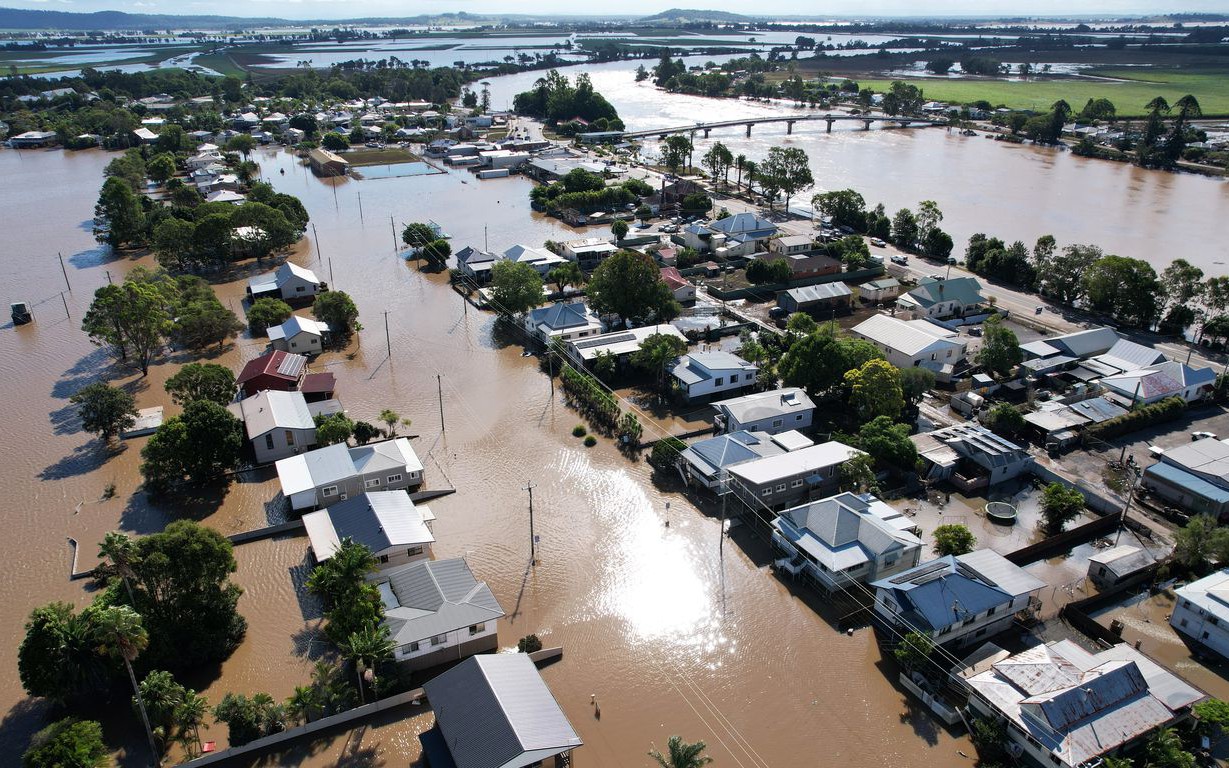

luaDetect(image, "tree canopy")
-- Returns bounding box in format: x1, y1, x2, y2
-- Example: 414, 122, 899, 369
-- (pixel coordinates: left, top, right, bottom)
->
140, 400, 243, 493
586, 250, 680, 326
71, 382, 138, 441
490, 261, 544, 316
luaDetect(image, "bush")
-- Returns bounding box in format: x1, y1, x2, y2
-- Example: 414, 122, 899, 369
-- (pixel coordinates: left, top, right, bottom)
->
1086, 396, 1185, 440
517, 634, 543, 653
584, 435, 597, 447
651, 436, 687, 468
572, 424, 587, 437
23, 718, 108, 768
1041, 482, 1085, 534
247, 297, 292, 336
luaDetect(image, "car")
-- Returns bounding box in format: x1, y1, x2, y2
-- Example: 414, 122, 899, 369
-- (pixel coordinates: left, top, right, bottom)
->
1034, 306, 1044, 315
927, 273, 944, 281
870, 237, 887, 248
1193, 431, 1218, 442
890, 254, 908, 265
768, 306, 788, 319
967, 326, 983, 337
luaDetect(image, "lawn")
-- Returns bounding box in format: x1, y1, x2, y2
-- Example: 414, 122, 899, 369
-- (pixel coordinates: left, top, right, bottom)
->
853, 67, 1229, 118
343, 147, 422, 167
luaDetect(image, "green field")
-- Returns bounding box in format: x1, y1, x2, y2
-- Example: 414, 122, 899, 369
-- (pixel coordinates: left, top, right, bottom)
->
0, 45, 202, 76
854, 67, 1229, 118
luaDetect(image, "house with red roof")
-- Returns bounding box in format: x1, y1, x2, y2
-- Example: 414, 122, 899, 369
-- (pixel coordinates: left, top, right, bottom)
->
236, 350, 307, 397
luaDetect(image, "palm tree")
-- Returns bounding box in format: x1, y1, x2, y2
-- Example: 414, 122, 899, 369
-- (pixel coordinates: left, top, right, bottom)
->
286, 684, 323, 725
98, 531, 141, 606
310, 660, 354, 716
93, 605, 158, 765
339, 625, 394, 704
305, 538, 377, 602
649, 735, 713, 768
176, 690, 209, 758
734, 154, 745, 189
743, 160, 758, 197
379, 409, 400, 437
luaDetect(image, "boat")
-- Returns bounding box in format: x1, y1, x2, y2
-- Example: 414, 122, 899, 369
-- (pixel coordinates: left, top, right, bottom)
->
11, 301, 32, 325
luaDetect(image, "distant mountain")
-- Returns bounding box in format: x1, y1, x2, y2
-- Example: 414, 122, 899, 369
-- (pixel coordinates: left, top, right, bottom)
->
638, 8, 756, 24
0, 7, 501, 31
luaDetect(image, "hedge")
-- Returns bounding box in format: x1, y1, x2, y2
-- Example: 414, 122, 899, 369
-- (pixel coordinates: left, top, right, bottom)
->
1086, 396, 1186, 440
561, 366, 620, 432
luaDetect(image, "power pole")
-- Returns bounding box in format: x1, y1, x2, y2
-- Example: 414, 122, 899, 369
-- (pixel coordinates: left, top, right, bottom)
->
383, 310, 391, 359
328, 257, 335, 289
437, 373, 445, 433
57, 252, 70, 292
391, 216, 398, 254
524, 481, 537, 566
311, 223, 322, 265
105, 270, 112, 285
61, 291, 70, 319
357, 190, 364, 223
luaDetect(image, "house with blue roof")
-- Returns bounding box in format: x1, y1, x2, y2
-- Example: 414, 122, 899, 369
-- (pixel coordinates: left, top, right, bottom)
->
772, 492, 922, 592
522, 302, 603, 343
670, 351, 758, 402
1143, 436, 1229, 520
679, 429, 811, 491
871, 549, 1044, 648
896, 276, 984, 319
676, 212, 778, 256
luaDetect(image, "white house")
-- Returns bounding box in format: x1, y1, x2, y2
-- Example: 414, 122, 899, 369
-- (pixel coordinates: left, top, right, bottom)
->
861, 277, 902, 304
769, 234, 814, 256
303, 490, 435, 568
523, 302, 603, 343
678, 430, 810, 491
1099, 361, 1216, 406
895, 277, 984, 319
728, 441, 865, 510
1171, 569, 1229, 660
670, 351, 758, 402
502, 244, 568, 276
871, 549, 1044, 648
455, 246, 499, 282
247, 262, 326, 303
851, 313, 967, 377
269, 315, 330, 355
226, 390, 318, 464
275, 438, 424, 511
374, 558, 505, 670
712, 388, 815, 434
679, 213, 777, 256
959, 640, 1204, 768
660, 267, 696, 302
565, 324, 688, 367
561, 238, 617, 269
772, 492, 922, 592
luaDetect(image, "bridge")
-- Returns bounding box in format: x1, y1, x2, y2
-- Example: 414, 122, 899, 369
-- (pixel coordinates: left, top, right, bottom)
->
620, 113, 947, 140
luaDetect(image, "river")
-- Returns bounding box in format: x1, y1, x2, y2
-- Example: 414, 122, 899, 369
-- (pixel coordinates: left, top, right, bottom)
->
0, 58, 1224, 767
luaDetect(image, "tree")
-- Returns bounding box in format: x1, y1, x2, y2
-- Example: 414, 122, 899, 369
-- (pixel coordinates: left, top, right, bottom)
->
914, 200, 943, 245
136, 670, 196, 757
630, 332, 688, 388
175, 689, 210, 759
839, 453, 881, 495
247, 297, 292, 336
1038, 244, 1099, 305
18, 603, 110, 703
98, 530, 141, 606
70, 382, 137, 441
1173, 515, 1229, 570
845, 359, 904, 421
152, 218, 197, 272
651, 436, 687, 468
812, 189, 867, 231
147, 153, 177, 185
899, 367, 935, 408
890, 208, 918, 249
984, 402, 1026, 438
1040, 482, 1085, 533
171, 299, 243, 351
933, 524, 976, 556
338, 625, 393, 704
976, 316, 1022, 377
701, 142, 733, 184
547, 261, 584, 292
321, 132, 349, 151
490, 260, 544, 316
213, 693, 286, 747
587, 250, 679, 326
893, 631, 936, 673
378, 409, 403, 437
760, 146, 812, 212
1145, 727, 1195, 768
165, 363, 236, 407
400, 222, 436, 249
140, 401, 243, 492
1194, 698, 1229, 736
353, 421, 381, 445
786, 312, 818, 336
94, 176, 145, 249
779, 334, 882, 396
611, 218, 629, 242
661, 134, 692, 176
1159, 259, 1204, 328
92, 605, 158, 764
306, 538, 384, 644
315, 412, 355, 446
649, 735, 713, 768
81, 281, 172, 375
22, 718, 108, 768
226, 134, 256, 159
421, 238, 451, 269
1082, 255, 1160, 327
313, 290, 361, 338
856, 415, 916, 469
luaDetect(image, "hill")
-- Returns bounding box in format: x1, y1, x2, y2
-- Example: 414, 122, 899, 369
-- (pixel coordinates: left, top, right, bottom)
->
0, 7, 496, 30
638, 8, 756, 24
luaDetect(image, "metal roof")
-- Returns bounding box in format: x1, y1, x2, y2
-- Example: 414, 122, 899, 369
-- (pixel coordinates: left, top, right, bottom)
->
1031, 327, 1120, 360
680, 430, 788, 480
526, 302, 594, 332
707, 212, 776, 237
774, 492, 920, 573
236, 350, 307, 385
268, 315, 329, 342
671, 351, 756, 385
1093, 338, 1167, 373
782, 283, 852, 303
303, 490, 434, 560
728, 441, 863, 485
423, 653, 582, 768
1174, 569, 1229, 621
1145, 461, 1229, 504
569, 324, 686, 361
231, 390, 314, 439
902, 277, 984, 308
374, 558, 502, 647
713, 388, 815, 426
852, 314, 963, 357
1088, 545, 1153, 578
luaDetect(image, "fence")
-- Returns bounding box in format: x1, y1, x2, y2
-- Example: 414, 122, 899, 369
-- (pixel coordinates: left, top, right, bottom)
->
1003, 513, 1120, 567
1058, 563, 1162, 648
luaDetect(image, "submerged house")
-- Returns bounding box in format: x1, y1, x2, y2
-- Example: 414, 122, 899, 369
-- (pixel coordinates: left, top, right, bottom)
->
727, 441, 864, 510
226, 389, 318, 464
679, 429, 811, 492
522, 302, 603, 343
670, 351, 758, 403
912, 424, 1032, 492
771, 492, 922, 592
236, 350, 307, 397
1171, 569, 1229, 660
303, 490, 435, 568
247, 262, 326, 304
275, 438, 424, 511
268, 315, 330, 355
712, 388, 816, 435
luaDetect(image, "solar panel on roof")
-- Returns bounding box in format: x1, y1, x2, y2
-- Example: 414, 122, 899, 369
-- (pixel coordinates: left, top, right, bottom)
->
890, 559, 949, 584
574, 333, 635, 350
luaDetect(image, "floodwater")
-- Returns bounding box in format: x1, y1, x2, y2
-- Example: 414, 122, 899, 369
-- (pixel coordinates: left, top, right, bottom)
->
487, 61, 1229, 278
0, 61, 1226, 764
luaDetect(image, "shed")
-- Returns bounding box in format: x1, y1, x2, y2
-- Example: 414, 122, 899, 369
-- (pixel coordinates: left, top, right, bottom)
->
1088, 545, 1154, 588
309, 147, 349, 177
777, 283, 853, 315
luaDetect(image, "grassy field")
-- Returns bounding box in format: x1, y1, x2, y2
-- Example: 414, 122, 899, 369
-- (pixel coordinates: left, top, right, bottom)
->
344, 147, 422, 167
852, 67, 1229, 117
0, 45, 202, 76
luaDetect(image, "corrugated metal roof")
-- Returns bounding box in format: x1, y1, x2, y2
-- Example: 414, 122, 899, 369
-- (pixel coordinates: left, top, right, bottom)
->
680, 430, 786, 480
236, 350, 306, 385
775, 492, 920, 573
352, 437, 423, 475
377, 558, 503, 647
1145, 461, 1229, 504
783, 283, 852, 303
234, 390, 314, 438
423, 653, 581, 768
269, 315, 328, 342
729, 441, 863, 485
304, 491, 434, 560
852, 314, 963, 357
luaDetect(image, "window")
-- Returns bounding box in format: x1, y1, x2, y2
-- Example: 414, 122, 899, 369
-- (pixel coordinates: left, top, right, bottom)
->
795, 414, 803, 420
387, 473, 403, 484
1204, 631, 1211, 640
409, 641, 420, 652
987, 606, 997, 616
407, 546, 423, 557
791, 479, 803, 488
1212, 616, 1220, 627
295, 285, 305, 292
431, 634, 447, 646
715, 377, 724, 386
776, 483, 787, 492
321, 486, 338, 498
761, 488, 772, 497
378, 555, 389, 564
291, 341, 299, 349
729, 374, 738, 383
772, 419, 784, 429
469, 623, 486, 635
365, 478, 381, 489
265, 433, 275, 451
930, 353, 936, 361
884, 556, 897, 567
285, 430, 295, 447
1180, 618, 1188, 628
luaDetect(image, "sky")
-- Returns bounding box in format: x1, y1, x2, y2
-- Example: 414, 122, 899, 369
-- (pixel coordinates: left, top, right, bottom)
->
5, 0, 1229, 19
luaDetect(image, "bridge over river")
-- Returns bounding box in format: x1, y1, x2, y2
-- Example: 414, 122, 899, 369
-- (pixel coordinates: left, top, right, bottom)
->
620, 113, 948, 140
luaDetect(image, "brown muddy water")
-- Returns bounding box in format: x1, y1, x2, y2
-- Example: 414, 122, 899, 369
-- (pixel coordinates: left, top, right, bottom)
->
1, 106, 1224, 765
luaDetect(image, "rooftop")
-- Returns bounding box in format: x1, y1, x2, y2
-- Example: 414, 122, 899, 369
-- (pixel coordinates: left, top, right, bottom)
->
236, 349, 307, 386
228, 390, 314, 439
774, 492, 921, 573
268, 315, 329, 342
302, 490, 434, 560
374, 558, 503, 648
728, 441, 863, 486
568, 324, 687, 361
852, 314, 963, 357
713, 387, 815, 425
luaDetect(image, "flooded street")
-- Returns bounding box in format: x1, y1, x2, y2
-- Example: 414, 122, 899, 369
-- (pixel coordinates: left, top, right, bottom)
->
0, 62, 1225, 765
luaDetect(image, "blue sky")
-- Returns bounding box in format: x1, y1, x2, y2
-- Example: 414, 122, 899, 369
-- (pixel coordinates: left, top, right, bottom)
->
6, 1, 1229, 18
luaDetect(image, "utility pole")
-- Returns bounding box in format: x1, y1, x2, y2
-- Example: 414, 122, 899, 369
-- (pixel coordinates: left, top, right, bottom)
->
383, 310, 391, 359
105, 270, 112, 285
328, 257, 335, 289
357, 190, 364, 223
60, 291, 70, 319
57, 252, 70, 292
664, 501, 671, 528
437, 373, 445, 433
311, 223, 322, 264
524, 481, 537, 566
390, 216, 398, 254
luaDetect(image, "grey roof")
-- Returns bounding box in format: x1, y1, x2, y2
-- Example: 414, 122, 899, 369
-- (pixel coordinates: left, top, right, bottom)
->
713, 388, 815, 425
268, 314, 328, 342
1175, 569, 1229, 621
231, 390, 314, 439
680, 430, 788, 480
728, 441, 863, 485
1088, 545, 1154, 578
914, 424, 1028, 469
671, 351, 756, 385
423, 653, 582, 768
527, 302, 593, 331
902, 277, 983, 308
708, 212, 777, 238
774, 492, 920, 572
1093, 338, 1167, 373
1027, 327, 1120, 360
1067, 396, 1128, 424
456, 246, 498, 267
863, 278, 901, 290
782, 283, 852, 304
304, 491, 434, 559
352, 437, 423, 475
275, 438, 422, 496
852, 314, 963, 357
376, 558, 503, 647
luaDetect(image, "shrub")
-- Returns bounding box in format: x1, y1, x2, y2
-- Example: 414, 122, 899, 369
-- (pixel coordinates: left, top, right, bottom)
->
572, 424, 587, 437
584, 435, 597, 447
1086, 396, 1185, 440
517, 634, 543, 653
651, 436, 687, 468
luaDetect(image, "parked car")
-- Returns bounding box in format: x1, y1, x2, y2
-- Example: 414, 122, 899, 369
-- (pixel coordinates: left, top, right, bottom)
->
947, 256, 958, 265
967, 327, 983, 337
870, 237, 887, 248
890, 254, 908, 265
1193, 431, 1218, 441
768, 306, 788, 319
927, 273, 944, 281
